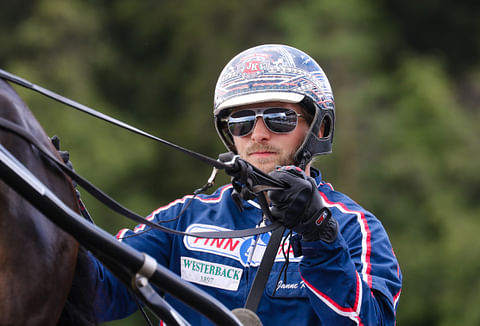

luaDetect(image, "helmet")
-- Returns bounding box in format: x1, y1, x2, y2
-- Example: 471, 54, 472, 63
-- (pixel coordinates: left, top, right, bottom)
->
213, 44, 335, 169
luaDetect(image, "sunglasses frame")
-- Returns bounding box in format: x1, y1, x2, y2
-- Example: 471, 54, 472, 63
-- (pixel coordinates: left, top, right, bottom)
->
223, 107, 304, 137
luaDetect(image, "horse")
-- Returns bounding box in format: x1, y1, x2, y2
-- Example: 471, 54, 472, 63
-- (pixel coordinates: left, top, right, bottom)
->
0, 78, 96, 326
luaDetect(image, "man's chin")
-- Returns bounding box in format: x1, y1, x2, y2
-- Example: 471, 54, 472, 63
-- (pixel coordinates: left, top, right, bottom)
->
250, 160, 279, 174
244, 155, 294, 174
258, 165, 277, 174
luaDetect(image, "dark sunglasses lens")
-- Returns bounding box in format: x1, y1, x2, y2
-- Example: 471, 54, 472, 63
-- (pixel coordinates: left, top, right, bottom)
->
228, 110, 256, 136
263, 108, 298, 133
227, 108, 299, 136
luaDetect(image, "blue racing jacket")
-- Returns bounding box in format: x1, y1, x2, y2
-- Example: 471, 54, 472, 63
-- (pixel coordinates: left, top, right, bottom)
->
91, 169, 402, 325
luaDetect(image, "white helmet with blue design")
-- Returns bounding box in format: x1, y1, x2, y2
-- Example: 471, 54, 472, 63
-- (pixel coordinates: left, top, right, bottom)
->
213, 44, 335, 168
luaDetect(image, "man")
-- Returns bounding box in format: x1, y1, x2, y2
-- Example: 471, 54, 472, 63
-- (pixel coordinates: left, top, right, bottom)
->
91, 44, 402, 325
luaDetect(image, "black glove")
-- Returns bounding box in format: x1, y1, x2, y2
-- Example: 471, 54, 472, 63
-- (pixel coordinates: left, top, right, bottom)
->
268, 166, 338, 243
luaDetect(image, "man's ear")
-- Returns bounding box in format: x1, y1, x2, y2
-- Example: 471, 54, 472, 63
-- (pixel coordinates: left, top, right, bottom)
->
318, 121, 325, 138
318, 116, 332, 138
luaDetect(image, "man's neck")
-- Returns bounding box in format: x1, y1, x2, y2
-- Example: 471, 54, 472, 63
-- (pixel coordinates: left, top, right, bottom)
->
304, 163, 311, 176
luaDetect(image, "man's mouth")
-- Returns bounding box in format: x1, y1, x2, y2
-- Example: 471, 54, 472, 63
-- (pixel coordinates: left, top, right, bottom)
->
248, 151, 276, 158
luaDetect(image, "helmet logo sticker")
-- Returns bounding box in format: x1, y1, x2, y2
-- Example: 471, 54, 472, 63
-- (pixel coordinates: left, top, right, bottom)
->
243, 60, 262, 74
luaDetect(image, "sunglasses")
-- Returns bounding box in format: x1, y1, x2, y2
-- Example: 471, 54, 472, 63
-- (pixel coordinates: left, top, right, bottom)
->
224, 107, 304, 137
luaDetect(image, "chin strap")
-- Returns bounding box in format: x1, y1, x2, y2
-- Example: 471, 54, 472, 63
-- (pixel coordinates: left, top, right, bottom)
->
295, 150, 312, 171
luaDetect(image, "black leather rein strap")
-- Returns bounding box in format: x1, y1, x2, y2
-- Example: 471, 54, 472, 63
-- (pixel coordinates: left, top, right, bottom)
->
0, 117, 280, 239
0, 116, 286, 315
244, 225, 285, 312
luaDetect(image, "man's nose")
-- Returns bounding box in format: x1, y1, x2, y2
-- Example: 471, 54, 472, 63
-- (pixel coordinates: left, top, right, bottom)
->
250, 118, 271, 142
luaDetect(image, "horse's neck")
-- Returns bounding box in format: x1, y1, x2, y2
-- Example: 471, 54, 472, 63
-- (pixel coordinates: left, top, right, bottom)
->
0, 79, 82, 326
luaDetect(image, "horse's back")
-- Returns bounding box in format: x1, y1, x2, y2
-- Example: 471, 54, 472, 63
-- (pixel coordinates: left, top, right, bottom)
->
0, 78, 93, 325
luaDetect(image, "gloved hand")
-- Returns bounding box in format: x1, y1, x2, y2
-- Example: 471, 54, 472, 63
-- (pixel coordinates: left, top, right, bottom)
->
267, 166, 338, 243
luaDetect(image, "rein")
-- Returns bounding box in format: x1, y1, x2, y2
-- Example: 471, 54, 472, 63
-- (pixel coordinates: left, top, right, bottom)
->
0, 68, 283, 189
0, 116, 280, 239
0, 68, 289, 238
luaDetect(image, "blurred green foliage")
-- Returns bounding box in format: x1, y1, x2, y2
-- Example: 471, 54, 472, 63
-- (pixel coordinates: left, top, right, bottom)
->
1, 0, 479, 325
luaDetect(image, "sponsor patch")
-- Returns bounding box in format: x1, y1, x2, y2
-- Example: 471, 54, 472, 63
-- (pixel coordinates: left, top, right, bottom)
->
184, 224, 246, 261
183, 224, 302, 266
181, 256, 243, 291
